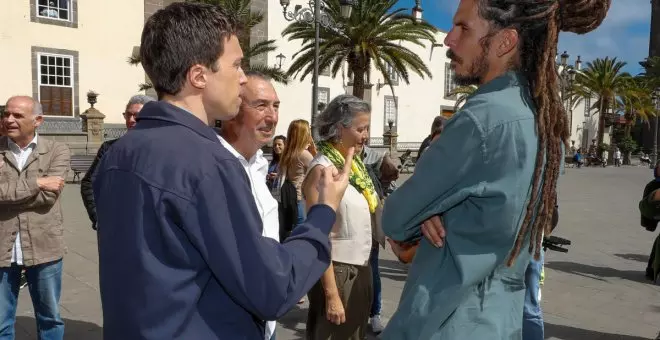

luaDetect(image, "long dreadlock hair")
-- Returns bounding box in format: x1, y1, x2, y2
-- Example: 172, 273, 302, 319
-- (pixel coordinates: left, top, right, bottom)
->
475, 0, 611, 265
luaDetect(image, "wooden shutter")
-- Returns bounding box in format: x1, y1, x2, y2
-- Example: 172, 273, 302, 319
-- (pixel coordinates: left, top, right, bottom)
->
40, 86, 72, 116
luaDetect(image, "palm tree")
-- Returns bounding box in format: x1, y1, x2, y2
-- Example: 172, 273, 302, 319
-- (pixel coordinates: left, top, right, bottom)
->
281, 0, 437, 99
448, 85, 477, 111
640, 56, 660, 89
617, 76, 655, 138
573, 57, 632, 147
128, 0, 288, 90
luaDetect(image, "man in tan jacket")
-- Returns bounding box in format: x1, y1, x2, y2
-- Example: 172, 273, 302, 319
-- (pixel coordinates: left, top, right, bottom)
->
0, 96, 70, 339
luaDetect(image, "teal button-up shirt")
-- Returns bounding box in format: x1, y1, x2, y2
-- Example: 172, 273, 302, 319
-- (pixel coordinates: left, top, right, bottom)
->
382, 71, 542, 340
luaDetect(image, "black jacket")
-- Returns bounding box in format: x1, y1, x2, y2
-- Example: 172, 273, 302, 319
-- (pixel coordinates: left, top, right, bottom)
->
80, 138, 118, 230
641, 180, 660, 231
278, 179, 298, 242
417, 135, 432, 159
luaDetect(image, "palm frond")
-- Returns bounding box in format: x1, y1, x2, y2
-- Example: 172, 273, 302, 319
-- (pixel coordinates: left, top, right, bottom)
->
282, 0, 438, 99
138, 82, 153, 91
128, 55, 141, 65
247, 64, 290, 85
244, 40, 278, 60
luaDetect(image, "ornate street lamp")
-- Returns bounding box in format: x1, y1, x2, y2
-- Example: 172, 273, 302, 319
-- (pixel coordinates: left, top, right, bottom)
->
281, 0, 355, 126
275, 53, 286, 69
340, 0, 355, 18
412, 0, 423, 23
560, 51, 569, 66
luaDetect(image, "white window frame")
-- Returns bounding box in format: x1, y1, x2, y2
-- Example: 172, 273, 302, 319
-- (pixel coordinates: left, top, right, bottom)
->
584, 97, 591, 117
385, 64, 398, 85
37, 52, 75, 117
384, 96, 398, 132
318, 88, 330, 107
36, 0, 71, 22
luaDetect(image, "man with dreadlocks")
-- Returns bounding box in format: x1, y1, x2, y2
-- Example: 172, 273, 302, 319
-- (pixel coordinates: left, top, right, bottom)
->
380, 0, 610, 339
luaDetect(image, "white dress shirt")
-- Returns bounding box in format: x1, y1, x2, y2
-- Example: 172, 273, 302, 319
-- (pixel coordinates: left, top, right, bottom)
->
218, 136, 279, 339
8, 134, 38, 265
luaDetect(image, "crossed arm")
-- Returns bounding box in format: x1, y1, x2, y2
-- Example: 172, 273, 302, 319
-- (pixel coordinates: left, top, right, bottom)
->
0, 143, 70, 209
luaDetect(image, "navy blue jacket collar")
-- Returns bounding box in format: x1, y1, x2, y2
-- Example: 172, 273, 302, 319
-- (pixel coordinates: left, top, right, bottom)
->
136, 101, 220, 145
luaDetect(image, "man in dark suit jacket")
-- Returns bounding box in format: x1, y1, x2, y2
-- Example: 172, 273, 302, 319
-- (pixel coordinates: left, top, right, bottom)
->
80, 95, 153, 230
92, 3, 353, 339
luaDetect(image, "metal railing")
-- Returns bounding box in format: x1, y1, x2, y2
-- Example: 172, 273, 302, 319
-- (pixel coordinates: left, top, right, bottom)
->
104, 127, 127, 140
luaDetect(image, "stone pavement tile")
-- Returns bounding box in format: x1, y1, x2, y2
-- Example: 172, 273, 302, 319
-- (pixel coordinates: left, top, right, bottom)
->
62, 249, 100, 291
64, 231, 99, 264
58, 270, 103, 324
542, 167, 660, 340
14, 315, 103, 340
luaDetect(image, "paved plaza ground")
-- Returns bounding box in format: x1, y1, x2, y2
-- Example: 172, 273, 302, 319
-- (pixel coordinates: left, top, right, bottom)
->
10, 165, 660, 339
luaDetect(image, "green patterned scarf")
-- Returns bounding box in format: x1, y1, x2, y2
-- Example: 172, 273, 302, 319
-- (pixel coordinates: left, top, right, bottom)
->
316, 141, 379, 213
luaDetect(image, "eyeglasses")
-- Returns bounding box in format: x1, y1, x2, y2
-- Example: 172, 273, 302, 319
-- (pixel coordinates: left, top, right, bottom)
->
123, 111, 138, 119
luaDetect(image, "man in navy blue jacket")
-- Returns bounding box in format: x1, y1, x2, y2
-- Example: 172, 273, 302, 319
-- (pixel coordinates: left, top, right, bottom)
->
92, 3, 354, 339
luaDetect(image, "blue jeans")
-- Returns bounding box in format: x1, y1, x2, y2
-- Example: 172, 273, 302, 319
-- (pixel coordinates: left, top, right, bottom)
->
369, 245, 382, 317
0, 260, 64, 340
523, 251, 544, 340
296, 200, 306, 227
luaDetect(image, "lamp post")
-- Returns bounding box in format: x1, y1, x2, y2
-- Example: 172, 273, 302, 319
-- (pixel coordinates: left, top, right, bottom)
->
280, 0, 355, 124
558, 51, 577, 138
275, 53, 286, 69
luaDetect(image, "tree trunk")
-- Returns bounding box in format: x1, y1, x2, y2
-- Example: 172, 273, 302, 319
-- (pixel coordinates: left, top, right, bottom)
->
624, 151, 631, 165
597, 99, 607, 148
351, 69, 366, 99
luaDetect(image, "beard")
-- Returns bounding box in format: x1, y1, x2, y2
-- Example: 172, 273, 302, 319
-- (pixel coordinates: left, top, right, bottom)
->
446, 47, 490, 86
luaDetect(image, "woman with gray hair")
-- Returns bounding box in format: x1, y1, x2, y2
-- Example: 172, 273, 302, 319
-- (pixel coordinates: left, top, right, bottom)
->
303, 94, 378, 339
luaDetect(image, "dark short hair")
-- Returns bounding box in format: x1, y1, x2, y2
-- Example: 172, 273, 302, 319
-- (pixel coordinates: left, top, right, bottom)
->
140, 2, 239, 98
430, 116, 444, 134
274, 135, 286, 143
430, 125, 443, 139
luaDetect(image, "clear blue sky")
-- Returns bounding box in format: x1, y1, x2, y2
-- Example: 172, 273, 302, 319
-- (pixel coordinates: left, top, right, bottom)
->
397, 0, 652, 75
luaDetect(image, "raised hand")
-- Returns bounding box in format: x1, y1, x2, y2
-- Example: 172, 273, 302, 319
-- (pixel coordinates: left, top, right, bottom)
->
316, 147, 355, 212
